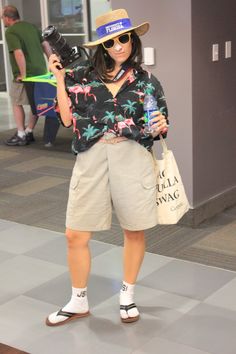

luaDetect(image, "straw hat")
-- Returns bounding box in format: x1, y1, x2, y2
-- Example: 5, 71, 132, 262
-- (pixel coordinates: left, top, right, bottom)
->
84, 9, 149, 48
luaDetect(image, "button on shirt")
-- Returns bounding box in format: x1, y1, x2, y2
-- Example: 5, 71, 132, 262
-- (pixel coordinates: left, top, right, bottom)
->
55, 64, 168, 154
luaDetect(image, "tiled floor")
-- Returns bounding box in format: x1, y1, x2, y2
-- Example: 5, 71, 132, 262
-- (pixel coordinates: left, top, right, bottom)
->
0, 218, 236, 354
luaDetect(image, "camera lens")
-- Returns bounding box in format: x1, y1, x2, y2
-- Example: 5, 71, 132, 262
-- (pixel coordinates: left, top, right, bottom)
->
42, 25, 73, 61
42, 25, 86, 68
42, 25, 56, 39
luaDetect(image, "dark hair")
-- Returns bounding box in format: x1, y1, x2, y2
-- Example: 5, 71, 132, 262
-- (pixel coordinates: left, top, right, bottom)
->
3, 6, 20, 20
91, 31, 143, 80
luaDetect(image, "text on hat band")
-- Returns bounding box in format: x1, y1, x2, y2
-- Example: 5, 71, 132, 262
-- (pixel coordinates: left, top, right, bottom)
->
96, 18, 132, 39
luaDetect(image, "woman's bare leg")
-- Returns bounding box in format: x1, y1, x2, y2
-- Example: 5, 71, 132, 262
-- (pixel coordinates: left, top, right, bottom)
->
66, 228, 92, 287
46, 229, 91, 326
123, 229, 145, 283
120, 229, 145, 322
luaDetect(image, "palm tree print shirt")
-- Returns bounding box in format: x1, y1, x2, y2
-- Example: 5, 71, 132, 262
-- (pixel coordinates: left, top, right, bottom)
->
55, 64, 169, 154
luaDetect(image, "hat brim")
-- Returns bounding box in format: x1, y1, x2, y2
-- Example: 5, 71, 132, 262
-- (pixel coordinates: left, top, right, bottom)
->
83, 22, 149, 48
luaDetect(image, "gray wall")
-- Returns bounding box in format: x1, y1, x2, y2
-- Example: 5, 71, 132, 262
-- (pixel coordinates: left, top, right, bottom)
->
111, 0, 193, 205
192, 0, 236, 206
111, 0, 236, 218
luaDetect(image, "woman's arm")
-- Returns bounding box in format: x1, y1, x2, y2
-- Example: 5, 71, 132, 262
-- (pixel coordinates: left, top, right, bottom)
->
48, 54, 72, 127
150, 77, 169, 138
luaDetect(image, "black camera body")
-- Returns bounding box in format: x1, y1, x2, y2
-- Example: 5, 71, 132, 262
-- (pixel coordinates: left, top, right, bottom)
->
42, 25, 86, 68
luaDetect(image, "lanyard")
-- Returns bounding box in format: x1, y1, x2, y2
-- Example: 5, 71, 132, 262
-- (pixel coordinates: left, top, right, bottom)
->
100, 63, 132, 83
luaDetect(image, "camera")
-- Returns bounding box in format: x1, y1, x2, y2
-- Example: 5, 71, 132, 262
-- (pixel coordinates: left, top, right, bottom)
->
42, 25, 88, 68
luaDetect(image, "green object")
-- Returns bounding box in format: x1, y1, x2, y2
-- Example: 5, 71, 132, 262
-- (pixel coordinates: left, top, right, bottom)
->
144, 113, 148, 123
5, 21, 47, 79
23, 73, 57, 87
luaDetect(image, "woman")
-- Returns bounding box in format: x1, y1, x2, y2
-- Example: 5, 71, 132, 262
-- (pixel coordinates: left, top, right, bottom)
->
46, 8, 169, 326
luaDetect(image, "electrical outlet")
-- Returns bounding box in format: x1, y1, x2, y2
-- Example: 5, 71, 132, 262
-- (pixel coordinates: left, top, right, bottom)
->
212, 44, 219, 62
144, 47, 155, 65
225, 41, 231, 58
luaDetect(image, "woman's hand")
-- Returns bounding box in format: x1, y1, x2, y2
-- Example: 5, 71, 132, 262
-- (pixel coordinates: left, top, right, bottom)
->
149, 111, 169, 138
49, 54, 71, 127
48, 54, 66, 80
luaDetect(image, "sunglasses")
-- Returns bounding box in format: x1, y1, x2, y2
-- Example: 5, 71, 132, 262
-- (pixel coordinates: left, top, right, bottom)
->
102, 33, 131, 49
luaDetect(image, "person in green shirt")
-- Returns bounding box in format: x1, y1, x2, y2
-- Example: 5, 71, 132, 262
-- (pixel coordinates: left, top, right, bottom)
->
1, 5, 52, 146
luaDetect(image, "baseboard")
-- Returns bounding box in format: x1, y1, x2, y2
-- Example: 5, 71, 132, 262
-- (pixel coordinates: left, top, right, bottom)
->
179, 186, 236, 227
0, 342, 29, 353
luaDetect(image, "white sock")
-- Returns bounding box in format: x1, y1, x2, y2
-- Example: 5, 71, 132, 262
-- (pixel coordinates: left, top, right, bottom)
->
17, 130, 26, 138
47, 287, 89, 325
62, 287, 89, 313
25, 127, 32, 134
120, 281, 139, 319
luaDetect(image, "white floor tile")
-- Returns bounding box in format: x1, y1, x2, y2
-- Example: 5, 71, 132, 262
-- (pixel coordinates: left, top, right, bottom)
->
204, 277, 236, 312
0, 255, 66, 304
160, 303, 236, 354
133, 336, 212, 354
0, 296, 59, 344
92, 246, 172, 281
139, 259, 235, 300
0, 223, 61, 254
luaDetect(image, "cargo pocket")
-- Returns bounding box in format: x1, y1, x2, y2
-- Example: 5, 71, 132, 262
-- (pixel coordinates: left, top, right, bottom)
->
69, 173, 80, 191
141, 172, 156, 190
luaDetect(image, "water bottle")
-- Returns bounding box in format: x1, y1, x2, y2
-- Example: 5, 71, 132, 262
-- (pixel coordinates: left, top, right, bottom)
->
143, 94, 158, 134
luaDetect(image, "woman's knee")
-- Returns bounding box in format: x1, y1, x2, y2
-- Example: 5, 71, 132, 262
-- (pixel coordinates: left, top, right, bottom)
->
65, 228, 91, 248
123, 229, 145, 242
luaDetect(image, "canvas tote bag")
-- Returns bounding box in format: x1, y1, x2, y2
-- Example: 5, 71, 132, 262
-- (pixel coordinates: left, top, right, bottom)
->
153, 136, 189, 224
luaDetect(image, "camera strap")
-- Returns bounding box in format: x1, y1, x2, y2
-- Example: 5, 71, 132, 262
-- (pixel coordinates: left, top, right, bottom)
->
101, 63, 132, 83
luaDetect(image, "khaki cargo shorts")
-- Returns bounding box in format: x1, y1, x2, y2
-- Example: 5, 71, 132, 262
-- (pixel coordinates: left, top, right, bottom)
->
66, 139, 158, 232
10, 81, 29, 105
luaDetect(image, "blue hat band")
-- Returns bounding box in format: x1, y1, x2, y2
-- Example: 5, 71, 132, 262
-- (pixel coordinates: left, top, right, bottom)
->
96, 18, 132, 39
